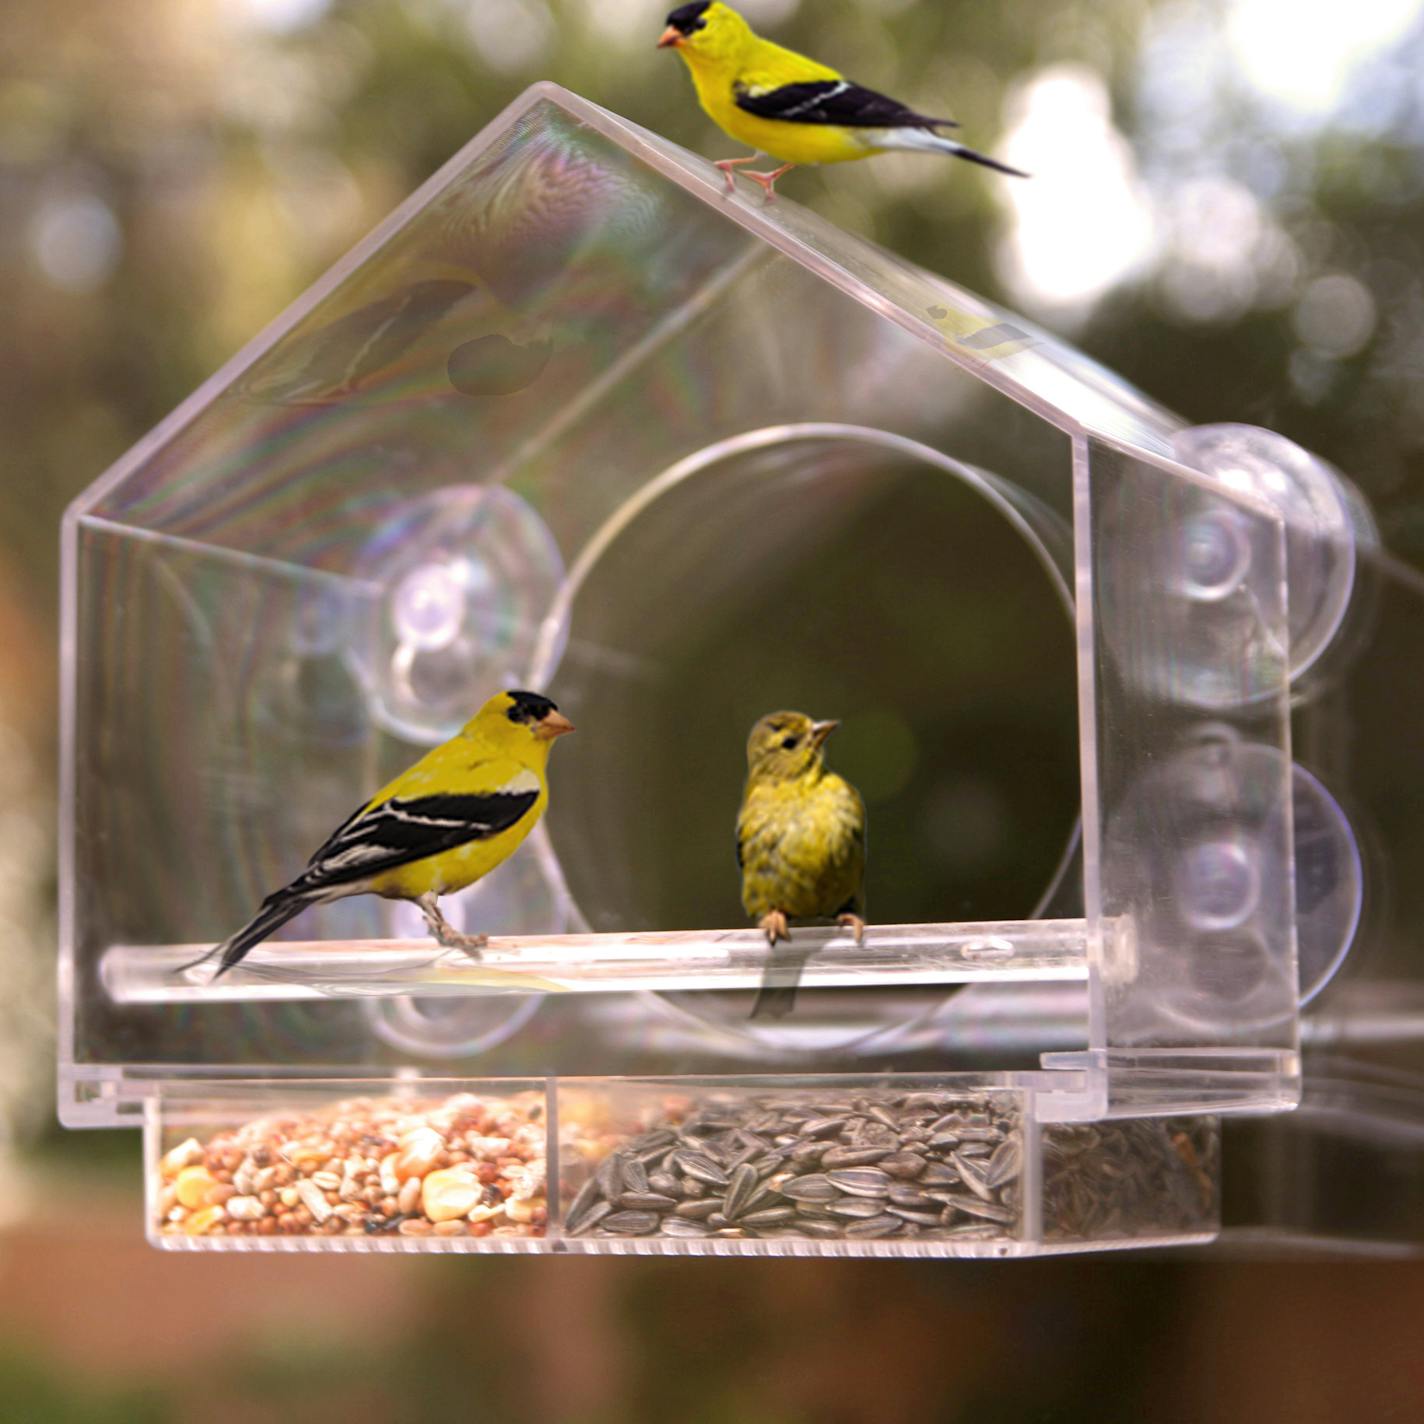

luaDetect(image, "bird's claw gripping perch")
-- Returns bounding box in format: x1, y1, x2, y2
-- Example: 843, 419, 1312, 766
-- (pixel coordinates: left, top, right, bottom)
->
741, 163, 795, 201
758, 909, 791, 946
418, 894, 488, 960
837, 912, 866, 946
714, 154, 762, 192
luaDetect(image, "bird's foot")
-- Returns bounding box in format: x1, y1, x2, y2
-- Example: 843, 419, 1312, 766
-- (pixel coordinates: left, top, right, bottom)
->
741, 163, 795, 201
714, 154, 762, 193
417, 895, 488, 959
435, 926, 489, 960
758, 909, 791, 946
837, 912, 866, 946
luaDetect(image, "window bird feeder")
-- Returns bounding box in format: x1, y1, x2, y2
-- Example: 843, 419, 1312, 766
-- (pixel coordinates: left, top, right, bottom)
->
61, 85, 1389, 1256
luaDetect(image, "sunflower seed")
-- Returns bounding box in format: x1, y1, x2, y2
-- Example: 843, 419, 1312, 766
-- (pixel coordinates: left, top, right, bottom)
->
921, 1187, 965, 1206
713, 1228, 748, 1238
569, 1200, 612, 1236
723, 1142, 761, 1173
794, 1219, 845, 1239
821, 1145, 891, 1168
674, 1199, 721, 1220
941, 1194, 1014, 1224
985, 1139, 1022, 1187
928, 1131, 961, 1150
921, 1162, 962, 1186
680, 1177, 707, 1198
826, 1197, 885, 1220
675, 1152, 730, 1188
739, 1182, 779, 1216
900, 1092, 953, 1111
619, 1191, 678, 1211
789, 1140, 827, 1167
707, 1212, 730, 1229
887, 1185, 939, 1210
601, 1210, 659, 1235
565, 1176, 601, 1231
867, 1105, 901, 1132
740, 1206, 797, 1227
661, 1217, 712, 1238
887, 1207, 944, 1227
826, 1168, 891, 1198
777, 1174, 839, 1203
594, 1155, 622, 1199
722, 1163, 759, 1219
800, 1117, 847, 1139
845, 1214, 902, 1238
880, 1152, 928, 1180
620, 1156, 650, 1193
945, 1222, 1004, 1239
952, 1152, 995, 1202
648, 1171, 683, 1198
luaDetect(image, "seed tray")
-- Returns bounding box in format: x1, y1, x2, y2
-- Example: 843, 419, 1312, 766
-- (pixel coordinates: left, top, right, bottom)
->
147, 1079, 1218, 1257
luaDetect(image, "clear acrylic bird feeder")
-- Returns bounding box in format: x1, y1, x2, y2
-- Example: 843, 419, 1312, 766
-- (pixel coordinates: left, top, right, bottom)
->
60, 85, 1385, 1256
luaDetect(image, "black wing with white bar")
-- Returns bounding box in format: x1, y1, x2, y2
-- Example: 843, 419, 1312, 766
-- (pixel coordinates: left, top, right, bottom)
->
734, 79, 957, 130
293, 785, 541, 891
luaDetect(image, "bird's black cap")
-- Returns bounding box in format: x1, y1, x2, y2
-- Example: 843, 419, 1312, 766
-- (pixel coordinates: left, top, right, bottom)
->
666, 3, 710, 36
506, 689, 559, 724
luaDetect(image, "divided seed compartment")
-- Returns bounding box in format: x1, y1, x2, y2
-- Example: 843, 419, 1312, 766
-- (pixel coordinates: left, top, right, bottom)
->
63, 85, 1399, 1256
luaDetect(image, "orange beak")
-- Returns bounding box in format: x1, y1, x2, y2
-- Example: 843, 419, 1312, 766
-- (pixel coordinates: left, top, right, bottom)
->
535, 710, 576, 740
657, 25, 683, 48
810, 719, 840, 748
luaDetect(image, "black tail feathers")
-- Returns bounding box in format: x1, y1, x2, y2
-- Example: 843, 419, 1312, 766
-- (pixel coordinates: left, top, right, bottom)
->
181, 888, 315, 978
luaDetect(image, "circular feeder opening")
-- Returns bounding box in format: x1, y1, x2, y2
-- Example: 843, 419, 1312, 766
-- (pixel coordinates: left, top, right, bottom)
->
534, 424, 1080, 1046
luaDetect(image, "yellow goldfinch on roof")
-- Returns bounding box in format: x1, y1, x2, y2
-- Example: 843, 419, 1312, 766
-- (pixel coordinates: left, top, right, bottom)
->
658, 2, 1028, 197
193, 690, 574, 978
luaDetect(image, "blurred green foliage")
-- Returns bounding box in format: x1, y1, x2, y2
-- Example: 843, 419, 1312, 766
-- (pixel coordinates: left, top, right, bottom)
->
0, 1347, 172, 1424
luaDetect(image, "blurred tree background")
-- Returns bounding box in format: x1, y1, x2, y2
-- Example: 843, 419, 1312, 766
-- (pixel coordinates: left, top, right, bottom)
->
4, 0, 1424, 1420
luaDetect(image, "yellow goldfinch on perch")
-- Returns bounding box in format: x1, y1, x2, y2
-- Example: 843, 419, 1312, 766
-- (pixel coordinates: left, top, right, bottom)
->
737, 711, 867, 1019
658, 2, 1027, 198
196, 690, 574, 978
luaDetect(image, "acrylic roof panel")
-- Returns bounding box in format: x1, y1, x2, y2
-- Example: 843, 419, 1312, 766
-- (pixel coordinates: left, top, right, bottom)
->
76, 83, 1181, 552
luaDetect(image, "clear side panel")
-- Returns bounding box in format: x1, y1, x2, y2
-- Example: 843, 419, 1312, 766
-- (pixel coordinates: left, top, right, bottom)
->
68, 518, 405, 1080
1080, 437, 1299, 1085
1222, 1062, 1424, 1253
146, 1080, 549, 1251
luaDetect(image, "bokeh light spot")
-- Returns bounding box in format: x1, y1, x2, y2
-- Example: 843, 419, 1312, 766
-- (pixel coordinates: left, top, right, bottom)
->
27, 191, 121, 293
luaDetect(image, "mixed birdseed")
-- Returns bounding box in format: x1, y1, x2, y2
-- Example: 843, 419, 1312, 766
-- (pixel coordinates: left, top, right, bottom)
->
154, 1092, 547, 1242
1042, 1116, 1217, 1242
561, 1089, 1023, 1244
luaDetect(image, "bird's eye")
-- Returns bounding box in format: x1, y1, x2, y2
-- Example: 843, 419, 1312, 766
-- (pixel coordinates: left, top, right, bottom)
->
781, 735, 800, 750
